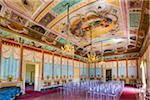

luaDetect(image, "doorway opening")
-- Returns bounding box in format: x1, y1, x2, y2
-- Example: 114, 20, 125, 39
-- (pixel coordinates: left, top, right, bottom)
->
106, 69, 112, 81
25, 64, 35, 92
23, 62, 40, 93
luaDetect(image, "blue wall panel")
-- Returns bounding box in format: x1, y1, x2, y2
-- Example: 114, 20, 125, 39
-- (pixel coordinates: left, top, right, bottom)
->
118, 61, 126, 78
1, 54, 20, 80
62, 65, 67, 77
128, 67, 137, 78
68, 65, 73, 77
54, 64, 60, 77
96, 68, 102, 76
44, 63, 52, 79
90, 68, 94, 77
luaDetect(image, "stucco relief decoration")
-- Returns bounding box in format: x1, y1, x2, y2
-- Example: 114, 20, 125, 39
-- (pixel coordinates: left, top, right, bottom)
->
2, 44, 20, 59
128, 60, 136, 67
80, 62, 83, 68
54, 56, 60, 65
6, 12, 27, 33
44, 54, 52, 64
62, 58, 67, 65
74, 61, 79, 68
118, 61, 126, 67
106, 62, 112, 68
112, 61, 117, 67
68, 59, 73, 66
84, 63, 87, 68
90, 63, 94, 68
23, 49, 42, 62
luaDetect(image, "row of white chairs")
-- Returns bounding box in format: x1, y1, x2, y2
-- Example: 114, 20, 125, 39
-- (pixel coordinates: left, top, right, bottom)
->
59, 80, 124, 100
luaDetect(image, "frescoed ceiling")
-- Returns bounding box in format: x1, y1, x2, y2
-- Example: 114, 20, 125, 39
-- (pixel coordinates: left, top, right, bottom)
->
0, 0, 149, 59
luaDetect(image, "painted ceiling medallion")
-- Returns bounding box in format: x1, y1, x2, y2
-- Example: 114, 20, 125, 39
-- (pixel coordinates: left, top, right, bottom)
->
69, 9, 118, 38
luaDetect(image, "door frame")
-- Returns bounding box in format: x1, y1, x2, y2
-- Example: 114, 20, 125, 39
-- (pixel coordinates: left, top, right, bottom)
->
23, 61, 40, 93
106, 68, 112, 81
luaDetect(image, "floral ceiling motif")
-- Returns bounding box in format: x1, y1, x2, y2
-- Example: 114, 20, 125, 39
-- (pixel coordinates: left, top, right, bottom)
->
0, 0, 149, 59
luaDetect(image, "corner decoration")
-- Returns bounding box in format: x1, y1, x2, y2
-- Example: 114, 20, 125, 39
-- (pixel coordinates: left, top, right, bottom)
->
61, 2, 75, 56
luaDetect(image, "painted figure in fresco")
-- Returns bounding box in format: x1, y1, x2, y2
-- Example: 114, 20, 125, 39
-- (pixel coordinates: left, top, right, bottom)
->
62, 8, 118, 38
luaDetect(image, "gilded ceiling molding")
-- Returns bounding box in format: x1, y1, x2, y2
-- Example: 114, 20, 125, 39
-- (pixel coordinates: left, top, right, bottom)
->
34, 0, 58, 22
47, 0, 96, 29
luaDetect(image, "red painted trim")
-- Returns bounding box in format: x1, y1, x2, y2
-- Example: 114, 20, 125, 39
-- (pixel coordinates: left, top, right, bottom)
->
0, 37, 2, 77
60, 55, 62, 79
19, 44, 23, 81
73, 60, 74, 78
136, 59, 139, 78
41, 51, 44, 80
52, 53, 54, 79
88, 63, 90, 78
117, 60, 119, 78
126, 59, 128, 78
94, 63, 96, 78
67, 59, 69, 79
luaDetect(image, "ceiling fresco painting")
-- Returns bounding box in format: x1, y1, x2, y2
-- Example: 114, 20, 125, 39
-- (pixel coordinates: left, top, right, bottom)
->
0, 0, 149, 61
52, 0, 83, 15
39, 12, 55, 26
3, 0, 44, 17
51, 0, 127, 54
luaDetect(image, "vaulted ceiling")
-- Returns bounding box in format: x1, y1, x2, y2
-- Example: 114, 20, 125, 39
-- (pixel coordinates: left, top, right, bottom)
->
0, 0, 149, 60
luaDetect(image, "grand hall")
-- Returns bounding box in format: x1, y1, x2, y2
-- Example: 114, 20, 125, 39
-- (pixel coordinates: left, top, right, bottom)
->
0, 0, 149, 100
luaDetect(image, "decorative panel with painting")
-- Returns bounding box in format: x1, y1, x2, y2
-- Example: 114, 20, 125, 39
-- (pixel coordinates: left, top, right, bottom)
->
112, 61, 117, 79
62, 58, 68, 78
44, 54, 53, 80
128, 60, 137, 78
96, 63, 102, 77
90, 63, 95, 77
1, 45, 20, 80
23, 49, 42, 63
80, 62, 84, 77
54, 56, 61, 78
68, 59, 73, 78
118, 60, 126, 78
83, 63, 87, 77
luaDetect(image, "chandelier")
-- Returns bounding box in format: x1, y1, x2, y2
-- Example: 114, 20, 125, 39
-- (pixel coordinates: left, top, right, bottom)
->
61, 2, 74, 56
87, 29, 98, 62
87, 52, 97, 62
61, 42, 74, 55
